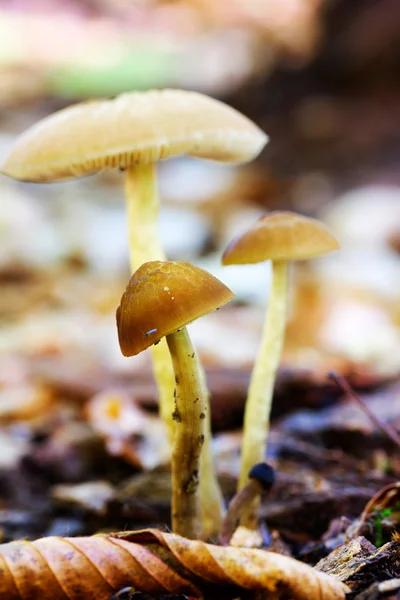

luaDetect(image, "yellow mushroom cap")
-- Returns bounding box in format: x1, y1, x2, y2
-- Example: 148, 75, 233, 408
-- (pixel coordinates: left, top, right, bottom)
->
1, 89, 268, 182
116, 260, 235, 357
222, 211, 339, 265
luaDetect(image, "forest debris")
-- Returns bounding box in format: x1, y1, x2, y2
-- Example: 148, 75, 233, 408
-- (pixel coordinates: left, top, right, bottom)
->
0, 528, 349, 599
316, 536, 377, 580
0, 510, 48, 545
115, 471, 171, 524
262, 485, 379, 540
86, 390, 170, 470
0, 383, 53, 422
0, 431, 30, 470
322, 187, 400, 251
329, 373, 400, 450
299, 516, 353, 564
389, 231, 400, 256
354, 578, 400, 599
187, 0, 322, 59
51, 481, 115, 515
228, 525, 265, 548
117, 471, 172, 505
281, 380, 400, 458
346, 482, 400, 545
29, 421, 106, 482
316, 536, 400, 594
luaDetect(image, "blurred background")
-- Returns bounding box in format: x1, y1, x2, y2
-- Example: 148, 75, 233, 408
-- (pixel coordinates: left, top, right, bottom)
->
0, 0, 400, 444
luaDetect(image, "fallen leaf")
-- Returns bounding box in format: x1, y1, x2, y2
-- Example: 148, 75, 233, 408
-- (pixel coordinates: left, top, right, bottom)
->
0, 528, 348, 599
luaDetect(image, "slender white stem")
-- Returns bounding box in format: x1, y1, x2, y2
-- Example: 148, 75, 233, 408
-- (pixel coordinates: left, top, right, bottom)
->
125, 164, 165, 267
125, 165, 176, 445
167, 327, 206, 539
238, 260, 289, 529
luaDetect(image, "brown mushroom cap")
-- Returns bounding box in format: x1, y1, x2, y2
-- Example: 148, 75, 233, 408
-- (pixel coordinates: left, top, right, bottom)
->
1, 89, 268, 182
117, 260, 234, 357
222, 211, 339, 265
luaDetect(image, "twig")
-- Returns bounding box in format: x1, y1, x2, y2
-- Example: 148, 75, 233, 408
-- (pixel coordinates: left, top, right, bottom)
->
328, 372, 400, 449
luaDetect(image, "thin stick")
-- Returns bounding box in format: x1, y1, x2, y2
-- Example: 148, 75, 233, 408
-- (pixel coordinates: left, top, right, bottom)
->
329, 372, 400, 449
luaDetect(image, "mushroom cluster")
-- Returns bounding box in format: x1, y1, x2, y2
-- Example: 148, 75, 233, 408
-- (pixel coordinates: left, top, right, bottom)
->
2, 88, 341, 543
1, 88, 267, 538
1, 89, 267, 447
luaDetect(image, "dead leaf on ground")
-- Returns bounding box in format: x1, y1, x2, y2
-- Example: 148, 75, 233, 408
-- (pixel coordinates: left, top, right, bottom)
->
0, 528, 349, 599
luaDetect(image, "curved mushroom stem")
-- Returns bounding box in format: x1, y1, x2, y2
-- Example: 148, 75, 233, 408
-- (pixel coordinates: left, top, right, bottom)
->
125, 164, 176, 445
166, 327, 206, 539
238, 260, 289, 529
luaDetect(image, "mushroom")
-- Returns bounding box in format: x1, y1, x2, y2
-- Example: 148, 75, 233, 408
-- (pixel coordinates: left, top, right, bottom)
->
219, 462, 275, 546
116, 260, 234, 539
1, 89, 268, 451
222, 211, 339, 528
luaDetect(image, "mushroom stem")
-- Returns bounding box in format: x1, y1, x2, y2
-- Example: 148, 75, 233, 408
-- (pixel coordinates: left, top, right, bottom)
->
125, 165, 176, 445
198, 363, 225, 538
166, 327, 206, 539
125, 164, 165, 267
238, 260, 289, 529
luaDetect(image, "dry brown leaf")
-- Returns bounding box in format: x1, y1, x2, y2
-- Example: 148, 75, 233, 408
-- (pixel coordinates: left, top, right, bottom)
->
0, 528, 348, 599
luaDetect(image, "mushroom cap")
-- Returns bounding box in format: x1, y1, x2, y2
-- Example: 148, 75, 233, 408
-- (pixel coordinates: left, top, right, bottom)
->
1, 89, 268, 182
222, 211, 339, 265
249, 463, 275, 491
116, 260, 235, 357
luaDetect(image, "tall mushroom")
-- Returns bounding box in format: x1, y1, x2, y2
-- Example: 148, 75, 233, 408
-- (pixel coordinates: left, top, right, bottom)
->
0, 88, 267, 444
116, 260, 234, 539
222, 211, 339, 529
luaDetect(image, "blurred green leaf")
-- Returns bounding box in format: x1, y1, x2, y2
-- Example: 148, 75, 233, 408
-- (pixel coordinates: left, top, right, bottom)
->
47, 46, 178, 98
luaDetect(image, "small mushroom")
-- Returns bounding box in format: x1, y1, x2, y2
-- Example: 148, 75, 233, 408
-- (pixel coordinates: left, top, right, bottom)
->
1, 89, 268, 447
219, 463, 275, 546
222, 211, 339, 529
116, 260, 234, 539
